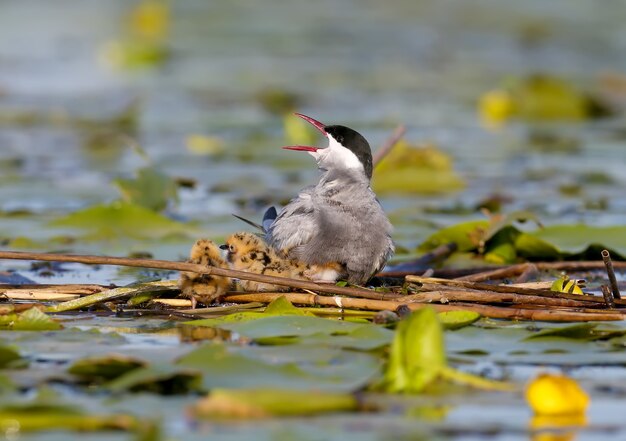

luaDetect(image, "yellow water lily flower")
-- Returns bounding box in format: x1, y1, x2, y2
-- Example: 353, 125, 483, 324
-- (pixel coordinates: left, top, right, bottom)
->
526, 373, 589, 416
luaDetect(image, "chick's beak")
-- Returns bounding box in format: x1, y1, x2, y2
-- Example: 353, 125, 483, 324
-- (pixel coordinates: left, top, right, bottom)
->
282, 113, 326, 152
219, 244, 228, 250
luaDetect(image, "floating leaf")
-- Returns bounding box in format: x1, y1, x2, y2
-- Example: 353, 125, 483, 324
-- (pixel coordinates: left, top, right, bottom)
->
373, 142, 465, 195
212, 315, 363, 340
69, 354, 146, 382
182, 296, 313, 328
186, 134, 224, 156
106, 364, 202, 394
192, 388, 358, 419
528, 224, 626, 258
0, 402, 137, 432
479, 75, 608, 125
299, 325, 394, 351
11, 308, 62, 331
50, 202, 198, 240
526, 373, 589, 416
438, 311, 481, 330
113, 167, 179, 212
419, 220, 488, 252
178, 344, 379, 392
0, 345, 22, 368
129, 0, 170, 41
525, 324, 598, 341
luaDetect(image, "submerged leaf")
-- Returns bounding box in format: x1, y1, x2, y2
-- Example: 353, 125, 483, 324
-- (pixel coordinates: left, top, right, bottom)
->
192, 388, 358, 419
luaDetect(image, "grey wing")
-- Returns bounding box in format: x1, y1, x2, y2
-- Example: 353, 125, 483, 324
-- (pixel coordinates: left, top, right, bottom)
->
297, 188, 394, 284
266, 186, 316, 253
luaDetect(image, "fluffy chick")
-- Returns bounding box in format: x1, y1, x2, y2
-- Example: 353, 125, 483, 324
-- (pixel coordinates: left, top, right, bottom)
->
222, 232, 309, 292
179, 239, 231, 307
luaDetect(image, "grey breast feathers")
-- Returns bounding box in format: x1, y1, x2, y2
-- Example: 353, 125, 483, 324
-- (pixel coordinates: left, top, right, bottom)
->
294, 182, 394, 284
266, 186, 316, 254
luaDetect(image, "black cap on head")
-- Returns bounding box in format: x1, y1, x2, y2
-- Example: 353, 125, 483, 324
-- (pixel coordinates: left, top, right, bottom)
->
324, 125, 373, 179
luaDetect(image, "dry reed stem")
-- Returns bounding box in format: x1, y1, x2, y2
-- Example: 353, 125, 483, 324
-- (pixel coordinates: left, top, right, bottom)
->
221, 292, 623, 322
400, 290, 603, 309
372, 124, 407, 166
405, 275, 621, 306
0, 250, 395, 301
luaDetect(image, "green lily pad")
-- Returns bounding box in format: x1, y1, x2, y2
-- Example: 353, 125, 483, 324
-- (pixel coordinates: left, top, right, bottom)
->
106, 364, 202, 394
113, 166, 179, 212
10, 308, 62, 331
178, 343, 380, 392
214, 315, 363, 339
438, 311, 481, 330
69, 354, 147, 381
0, 345, 22, 368
50, 202, 198, 240
373, 142, 465, 195
419, 220, 488, 252
528, 224, 626, 258
193, 388, 358, 419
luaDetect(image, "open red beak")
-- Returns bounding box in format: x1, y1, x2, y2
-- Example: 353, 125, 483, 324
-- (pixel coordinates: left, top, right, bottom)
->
282, 113, 326, 152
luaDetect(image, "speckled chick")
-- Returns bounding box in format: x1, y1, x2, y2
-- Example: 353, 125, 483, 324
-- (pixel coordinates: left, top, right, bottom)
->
222, 232, 310, 292
179, 239, 231, 307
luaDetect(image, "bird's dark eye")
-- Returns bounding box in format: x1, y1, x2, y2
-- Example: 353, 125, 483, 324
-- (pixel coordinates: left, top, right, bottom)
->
229, 245, 235, 252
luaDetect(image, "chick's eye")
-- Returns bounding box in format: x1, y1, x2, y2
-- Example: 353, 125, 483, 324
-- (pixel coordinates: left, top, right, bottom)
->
229, 245, 235, 252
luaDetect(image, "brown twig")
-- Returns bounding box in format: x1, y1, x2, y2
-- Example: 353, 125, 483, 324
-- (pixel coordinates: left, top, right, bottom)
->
0, 250, 396, 301
372, 124, 407, 166
455, 264, 530, 282
405, 276, 614, 305
602, 249, 622, 300
515, 263, 539, 283
400, 289, 604, 309
378, 243, 457, 278
601, 285, 616, 309
455, 261, 626, 283
221, 292, 623, 322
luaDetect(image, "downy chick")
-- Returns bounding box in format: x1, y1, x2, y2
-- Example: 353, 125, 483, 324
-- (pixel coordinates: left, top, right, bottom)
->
221, 232, 309, 292
179, 239, 231, 307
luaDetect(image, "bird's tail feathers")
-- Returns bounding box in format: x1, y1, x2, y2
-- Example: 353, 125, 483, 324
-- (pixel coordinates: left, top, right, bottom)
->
262, 206, 278, 232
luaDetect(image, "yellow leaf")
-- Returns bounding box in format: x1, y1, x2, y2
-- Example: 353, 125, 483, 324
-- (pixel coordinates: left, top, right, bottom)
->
550, 277, 584, 295
373, 142, 464, 195
129, 0, 170, 41
526, 373, 589, 416
186, 135, 224, 156
479, 89, 515, 126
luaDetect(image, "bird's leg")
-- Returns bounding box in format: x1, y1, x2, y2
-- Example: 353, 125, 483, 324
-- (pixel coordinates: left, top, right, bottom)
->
304, 262, 345, 283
